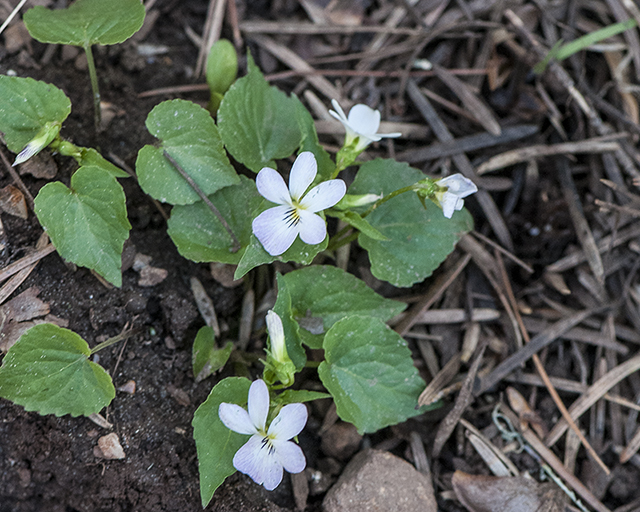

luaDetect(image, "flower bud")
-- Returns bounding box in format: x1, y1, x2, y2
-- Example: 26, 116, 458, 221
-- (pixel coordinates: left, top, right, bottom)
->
334, 193, 382, 210
263, 310, 296, 387
13, 121, 61, 166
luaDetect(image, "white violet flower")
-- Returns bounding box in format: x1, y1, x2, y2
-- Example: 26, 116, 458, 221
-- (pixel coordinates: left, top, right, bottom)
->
252, 152, 346, 256
219, 379, 308, 491
435, 174, 478, 218
329, 99, 401, 152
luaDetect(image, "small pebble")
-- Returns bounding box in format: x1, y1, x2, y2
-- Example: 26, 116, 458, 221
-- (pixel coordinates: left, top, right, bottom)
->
96, 433, 125, 460
117, 380, 136, 394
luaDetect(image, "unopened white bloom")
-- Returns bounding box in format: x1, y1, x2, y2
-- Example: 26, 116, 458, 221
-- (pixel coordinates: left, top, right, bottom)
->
266, 310, 287, 363
12, 121, 61, 166
329, 99, 401, 152
436, 174, 478, 218
219, 380, 308, 490
252, 152, 346, 256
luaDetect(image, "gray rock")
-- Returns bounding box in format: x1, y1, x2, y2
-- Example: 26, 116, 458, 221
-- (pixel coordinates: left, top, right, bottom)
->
323, 449, 436, 512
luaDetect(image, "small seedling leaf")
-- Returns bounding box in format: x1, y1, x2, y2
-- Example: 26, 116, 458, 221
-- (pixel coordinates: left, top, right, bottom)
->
0, 323, 115, 417
23, 0, 146, 47
349, 159, 473, 287
34, 165, 131, 287
0, 75, 71, 154
193, 377, 251, 507
192, 326, 233, 382
137, 99, 239, 205
167, 176, 262, 264
318, 316, 427, 434
218, 54, 302, 172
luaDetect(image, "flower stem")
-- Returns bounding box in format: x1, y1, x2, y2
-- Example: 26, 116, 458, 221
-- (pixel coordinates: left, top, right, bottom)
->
360, 184, 417, 218
84, 43, 101, 134
326, 231, 358, 252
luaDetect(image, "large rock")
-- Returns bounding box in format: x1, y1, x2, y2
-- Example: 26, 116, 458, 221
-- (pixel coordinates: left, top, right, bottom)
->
323, 449, 435, 512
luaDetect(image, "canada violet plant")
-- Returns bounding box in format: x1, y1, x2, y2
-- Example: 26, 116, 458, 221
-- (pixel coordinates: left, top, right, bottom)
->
0, 42, 477, 508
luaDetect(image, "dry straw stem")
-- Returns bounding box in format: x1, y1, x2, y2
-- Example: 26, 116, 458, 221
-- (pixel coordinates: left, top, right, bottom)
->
546, 222, 640, 274
620, 424, 640, 464
475, 137, 622, 175
490, 253, 611, 475
417, 352, 461, 407
431, 342, 486, 458
459, 418, 520, 476
432, 63, 501, 136
247, 34, 342, 102
397, 124, 538, 165
557, 158, 605, 285
0, 232, 50, 306
412, 308, 500, 324
545, 351, 640, 447
504, 9, 640, 183
195, 0, 226, 77
500, 405, 612, 512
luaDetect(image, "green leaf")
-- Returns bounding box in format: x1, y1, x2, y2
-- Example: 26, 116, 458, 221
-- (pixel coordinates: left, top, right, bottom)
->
218, 54, 302, 172
293, 95, 334, 182
193, 377, 251, 507
318, 316, 425, 434
329, 210, 389, 241
0, 75, 71, 153
0, 323, 115, 417
78, 148, 129, 178
136, 99, 239, 205
167, 176, 262, 264
23, 0, 145, 47
34, 165, 131, 286
349, 159, 473, 287
275, 389, 330, 405
284, 266, 406, 349
192, 327, 233, 383
272, 273, 306, 371
234, 230, 328, 280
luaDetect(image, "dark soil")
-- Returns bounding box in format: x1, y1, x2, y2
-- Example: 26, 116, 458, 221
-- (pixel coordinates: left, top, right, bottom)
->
0, 2, 252, 511
3, 0, 640, 511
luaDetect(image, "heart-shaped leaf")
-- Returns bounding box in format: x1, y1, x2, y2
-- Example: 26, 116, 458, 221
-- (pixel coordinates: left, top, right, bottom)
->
284, 266, 406, 349
192, 377, 251, 507
0, 75, 71, 154
34, 165, 131, 286
23, 0, 145, 47
319, 316, 426, 433
218, 54, 302, 172
0, 323, 115, 417
136, 99, 239, 205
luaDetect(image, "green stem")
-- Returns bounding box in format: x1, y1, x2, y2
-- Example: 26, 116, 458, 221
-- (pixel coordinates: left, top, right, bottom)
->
84, 43, 101, 133
327, 231, 358, 252
89, 328, 139, 355
361, 184, 417, 218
